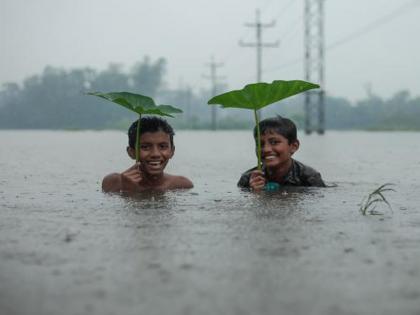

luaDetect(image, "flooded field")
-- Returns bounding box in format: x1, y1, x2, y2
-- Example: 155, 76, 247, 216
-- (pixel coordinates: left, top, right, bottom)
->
1, 130, 420, 315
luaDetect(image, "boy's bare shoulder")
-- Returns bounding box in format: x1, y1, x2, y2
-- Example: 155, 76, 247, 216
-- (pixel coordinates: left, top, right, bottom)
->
102, 173, 122, 192
166, 174, 193, 189
102, 172, 192, 192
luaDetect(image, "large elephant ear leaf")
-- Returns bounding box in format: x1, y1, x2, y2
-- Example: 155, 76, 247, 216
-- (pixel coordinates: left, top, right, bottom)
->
87, 91, 183, 164
207, 79, 320, 172
157, 104, 183, 116
208, 80, 319, 110
88, 91, 182, 117
143, 104, 183, 117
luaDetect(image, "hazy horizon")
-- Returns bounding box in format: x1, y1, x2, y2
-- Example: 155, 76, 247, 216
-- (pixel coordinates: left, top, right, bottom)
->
1, 0, 420, 102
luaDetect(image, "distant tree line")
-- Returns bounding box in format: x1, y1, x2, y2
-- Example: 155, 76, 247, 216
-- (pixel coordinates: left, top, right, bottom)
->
324, 91, 420, 130
0, 57, 419, 130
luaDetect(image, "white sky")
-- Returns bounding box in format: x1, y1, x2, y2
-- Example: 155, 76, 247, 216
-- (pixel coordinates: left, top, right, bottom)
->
1, 0, 419, 102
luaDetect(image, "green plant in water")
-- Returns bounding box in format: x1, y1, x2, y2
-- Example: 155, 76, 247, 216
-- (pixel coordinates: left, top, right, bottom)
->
88, 92, 182, 162
359, 183, 396, 215
207, 80, 319, 170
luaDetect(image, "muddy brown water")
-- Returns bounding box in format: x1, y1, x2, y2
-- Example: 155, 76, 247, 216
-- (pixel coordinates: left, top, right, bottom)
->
1, 130, 420, 315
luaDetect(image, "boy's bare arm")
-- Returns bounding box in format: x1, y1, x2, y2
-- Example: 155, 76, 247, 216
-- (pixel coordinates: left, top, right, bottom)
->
249, 170, 266, 192
102, 163, 143, 193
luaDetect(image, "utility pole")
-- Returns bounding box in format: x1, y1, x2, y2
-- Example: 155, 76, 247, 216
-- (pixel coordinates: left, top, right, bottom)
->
203, 56, 224, 130
240, 9, 279, 118
304, 0, 325, 134
185, 86, 192, 129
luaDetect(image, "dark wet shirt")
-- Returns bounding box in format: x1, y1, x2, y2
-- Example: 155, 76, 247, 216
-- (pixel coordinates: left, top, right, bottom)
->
237, 159, 326, 188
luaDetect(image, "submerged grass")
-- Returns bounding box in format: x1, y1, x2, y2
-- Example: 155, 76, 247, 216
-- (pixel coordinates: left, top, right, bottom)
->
360, 183, 396, 215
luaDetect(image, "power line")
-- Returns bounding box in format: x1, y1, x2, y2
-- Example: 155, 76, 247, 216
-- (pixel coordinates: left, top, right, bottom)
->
263, 0, 420, 74
260, 0, 278, 14
221, 1, 298, 76
273, 14, 303, 50
222, 8, 269, 63
239, 9, 279, 83
239, 9, 279, 118
327, 0, 420, 50
241, 12, 303, 82
269, 0, 297, 21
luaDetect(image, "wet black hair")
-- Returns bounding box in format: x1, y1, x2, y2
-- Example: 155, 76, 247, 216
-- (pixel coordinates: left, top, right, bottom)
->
253, 115, 297, 144
128, 116, 175, 149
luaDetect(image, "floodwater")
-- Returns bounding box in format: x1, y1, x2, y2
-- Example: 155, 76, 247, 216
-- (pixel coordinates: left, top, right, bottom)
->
0, 130, 420, 315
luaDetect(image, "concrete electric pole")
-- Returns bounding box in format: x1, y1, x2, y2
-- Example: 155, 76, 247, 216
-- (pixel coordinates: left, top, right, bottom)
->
240, 9, 279, 118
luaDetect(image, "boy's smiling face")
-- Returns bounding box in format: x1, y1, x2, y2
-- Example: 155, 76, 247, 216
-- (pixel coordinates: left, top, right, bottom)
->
128, 131, 174, 176
260, 129, 299, 170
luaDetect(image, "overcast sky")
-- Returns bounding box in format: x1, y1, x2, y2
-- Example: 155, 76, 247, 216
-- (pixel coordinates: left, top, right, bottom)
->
1, 0, 419, 101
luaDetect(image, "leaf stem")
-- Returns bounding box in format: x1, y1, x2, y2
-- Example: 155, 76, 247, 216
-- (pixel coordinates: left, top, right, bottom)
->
135, 114, 141, 162
254, 109, 262, 171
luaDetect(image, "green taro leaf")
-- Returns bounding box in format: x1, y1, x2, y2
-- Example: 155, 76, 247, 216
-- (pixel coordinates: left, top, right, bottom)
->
88, 91, 183, 117
207, 79, 319, 172
88, 91, 183, 163
208, 80, 319, 110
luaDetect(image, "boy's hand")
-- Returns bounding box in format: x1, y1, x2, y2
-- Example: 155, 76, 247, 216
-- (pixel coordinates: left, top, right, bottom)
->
249, 170, 266, 192
120, 162, 143, 191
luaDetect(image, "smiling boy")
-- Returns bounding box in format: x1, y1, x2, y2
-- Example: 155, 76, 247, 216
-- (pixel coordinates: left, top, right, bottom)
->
102, 117, 193, 193
238, 116, 325, 191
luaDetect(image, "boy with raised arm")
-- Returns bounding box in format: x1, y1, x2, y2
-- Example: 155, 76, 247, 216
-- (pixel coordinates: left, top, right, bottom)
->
238, 116, 325, 191
102, 116, 193, 193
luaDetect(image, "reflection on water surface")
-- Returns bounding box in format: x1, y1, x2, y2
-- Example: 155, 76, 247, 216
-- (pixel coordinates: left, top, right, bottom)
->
1, 130, 420, 315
